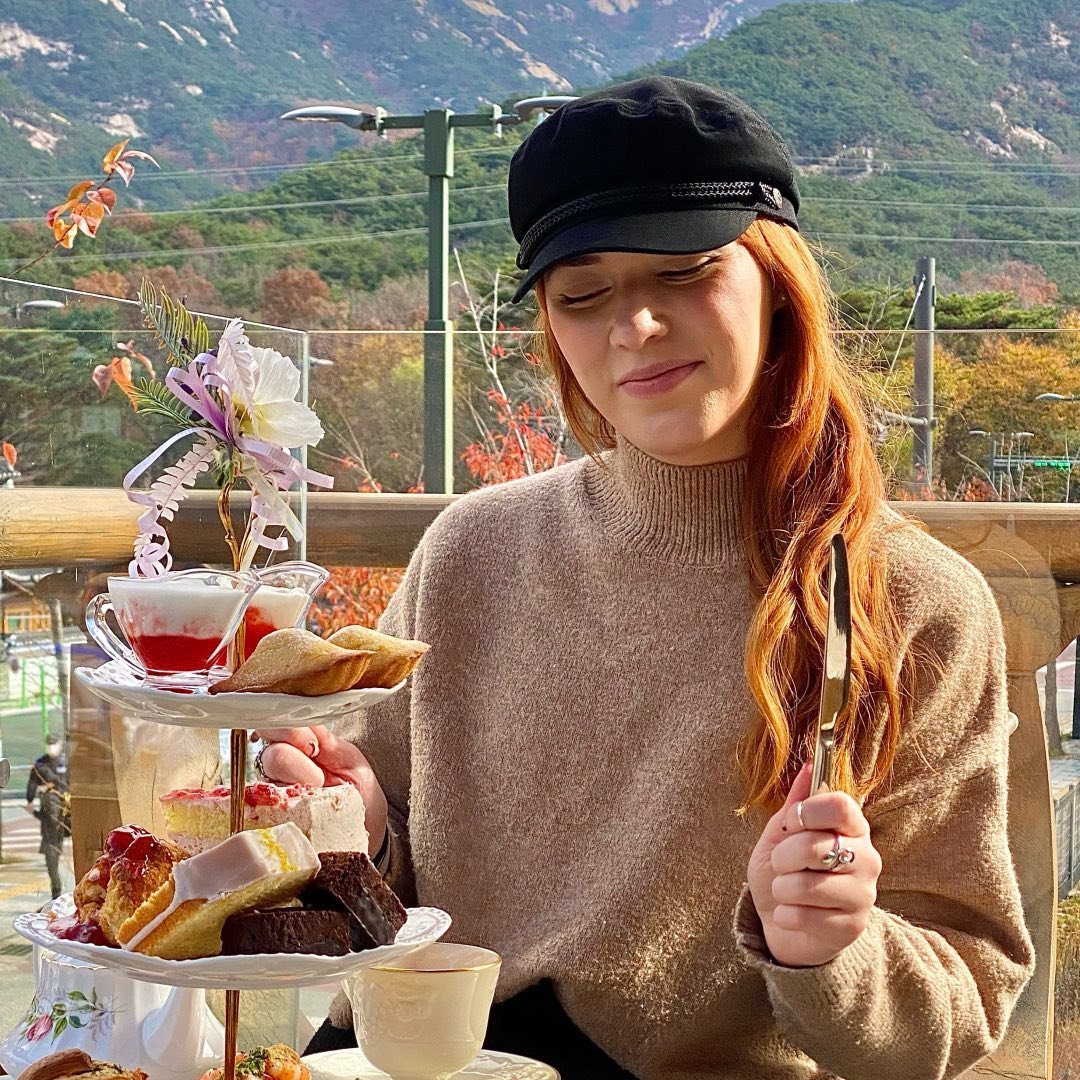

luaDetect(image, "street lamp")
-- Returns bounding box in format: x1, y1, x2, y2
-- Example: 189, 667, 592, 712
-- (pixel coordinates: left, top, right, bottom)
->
11, 299, 65, 321
282, 96, 576, 493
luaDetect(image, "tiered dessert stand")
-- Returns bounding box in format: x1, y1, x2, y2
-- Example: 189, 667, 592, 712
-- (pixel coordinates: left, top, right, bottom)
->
16, 664, 451, 1080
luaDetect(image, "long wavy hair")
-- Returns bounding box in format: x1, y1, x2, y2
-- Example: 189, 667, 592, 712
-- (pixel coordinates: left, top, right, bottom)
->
534, 218, 916, 814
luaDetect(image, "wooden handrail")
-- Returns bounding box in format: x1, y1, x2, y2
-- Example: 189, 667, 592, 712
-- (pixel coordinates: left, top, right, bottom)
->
4, 487, 1080, 579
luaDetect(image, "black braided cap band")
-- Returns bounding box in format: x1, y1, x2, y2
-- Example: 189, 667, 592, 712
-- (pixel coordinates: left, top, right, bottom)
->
516, 180, 787, 269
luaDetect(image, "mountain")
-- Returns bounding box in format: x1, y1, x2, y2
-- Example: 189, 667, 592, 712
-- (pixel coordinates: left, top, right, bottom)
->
649, 0, 1080, 292
3, 0, 1080, 303
0, 0, 826, 214
655, 0, 1080, 162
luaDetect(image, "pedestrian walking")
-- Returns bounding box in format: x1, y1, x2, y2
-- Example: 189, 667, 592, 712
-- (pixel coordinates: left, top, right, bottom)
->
26, 732, 70, 900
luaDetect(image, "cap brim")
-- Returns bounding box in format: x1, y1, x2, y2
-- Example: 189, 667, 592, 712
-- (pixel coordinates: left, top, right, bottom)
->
510, 208, 758, 304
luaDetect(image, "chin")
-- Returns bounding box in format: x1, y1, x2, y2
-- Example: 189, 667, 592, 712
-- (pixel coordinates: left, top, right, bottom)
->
622, 423, 732, 466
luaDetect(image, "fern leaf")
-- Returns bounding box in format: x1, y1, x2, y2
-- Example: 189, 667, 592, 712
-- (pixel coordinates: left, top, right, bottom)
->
138, 280, 212, 365
131, 379, 193, 428
142, 436, 217, 525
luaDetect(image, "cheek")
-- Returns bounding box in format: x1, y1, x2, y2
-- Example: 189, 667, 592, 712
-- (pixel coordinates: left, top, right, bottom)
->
547, 317, 609, 398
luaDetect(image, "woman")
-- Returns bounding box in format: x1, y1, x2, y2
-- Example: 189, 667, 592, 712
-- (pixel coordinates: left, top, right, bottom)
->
261, 77, 1034, 1079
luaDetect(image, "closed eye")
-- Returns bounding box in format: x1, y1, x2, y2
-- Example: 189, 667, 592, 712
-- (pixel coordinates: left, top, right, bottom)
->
659, 256, 722, 281
555, 287, 608, 306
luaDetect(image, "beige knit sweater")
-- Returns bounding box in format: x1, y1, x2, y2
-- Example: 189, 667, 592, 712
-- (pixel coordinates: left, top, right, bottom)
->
330, 438, 1034, 1080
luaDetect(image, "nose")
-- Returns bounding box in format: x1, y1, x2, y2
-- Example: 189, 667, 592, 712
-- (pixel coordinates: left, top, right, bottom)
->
609, 296, 667, 350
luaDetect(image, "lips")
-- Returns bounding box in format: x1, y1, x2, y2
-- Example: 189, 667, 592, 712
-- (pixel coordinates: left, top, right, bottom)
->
618, 360, 701, 386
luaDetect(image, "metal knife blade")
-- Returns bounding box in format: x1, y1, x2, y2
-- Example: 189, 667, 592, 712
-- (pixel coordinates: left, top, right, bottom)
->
810, 534, 852, 794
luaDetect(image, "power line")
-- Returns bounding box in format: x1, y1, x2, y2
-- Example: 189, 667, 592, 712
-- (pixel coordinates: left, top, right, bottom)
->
810, 232, 1080, 246
0, 153, 427, 188
3, 217, 1075, 266
0, 217, 512, 265
802, 164, 1080, 178
0, 184, 507, 223
792, 154, 1079, 168
806, 197, 1080, 213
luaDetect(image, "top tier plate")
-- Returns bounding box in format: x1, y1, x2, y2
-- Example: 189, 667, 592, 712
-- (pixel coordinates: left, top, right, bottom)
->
75, 661, 405, 729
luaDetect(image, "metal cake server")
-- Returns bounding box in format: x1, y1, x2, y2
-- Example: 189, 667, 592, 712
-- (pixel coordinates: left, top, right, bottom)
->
810, 534, 852, 794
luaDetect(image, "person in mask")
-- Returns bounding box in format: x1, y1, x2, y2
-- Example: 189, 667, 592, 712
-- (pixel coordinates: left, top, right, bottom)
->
26, 732, 70, 900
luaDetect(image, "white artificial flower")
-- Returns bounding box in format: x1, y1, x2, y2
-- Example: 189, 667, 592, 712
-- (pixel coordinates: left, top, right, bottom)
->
242, 346, 324, 448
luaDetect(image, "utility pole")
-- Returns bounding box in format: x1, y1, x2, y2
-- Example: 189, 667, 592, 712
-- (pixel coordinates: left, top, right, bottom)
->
423, 108, 455, 494
913, 256, 935, 481
1073, 637, 1080, 740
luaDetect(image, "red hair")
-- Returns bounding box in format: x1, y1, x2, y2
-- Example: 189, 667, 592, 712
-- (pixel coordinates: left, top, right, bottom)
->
534, 219, 913, 812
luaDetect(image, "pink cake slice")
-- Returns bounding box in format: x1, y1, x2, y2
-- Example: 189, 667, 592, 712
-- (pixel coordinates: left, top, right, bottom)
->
160, 782, 368, 855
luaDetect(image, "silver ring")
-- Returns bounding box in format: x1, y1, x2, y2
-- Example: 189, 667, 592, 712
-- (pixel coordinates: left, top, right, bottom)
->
821, 833, 856, 872
795, 800, 807, 831
254, 744, 270, 781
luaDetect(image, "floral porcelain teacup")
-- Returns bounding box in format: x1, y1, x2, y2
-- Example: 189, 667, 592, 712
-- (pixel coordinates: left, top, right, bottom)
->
0, 948, 224, 1080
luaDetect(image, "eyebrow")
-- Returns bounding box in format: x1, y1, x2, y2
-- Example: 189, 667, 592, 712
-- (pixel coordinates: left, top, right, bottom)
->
556, 255, 602, 267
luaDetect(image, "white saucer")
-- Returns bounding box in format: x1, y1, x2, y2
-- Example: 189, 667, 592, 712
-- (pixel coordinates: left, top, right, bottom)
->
15, 896, 451, 990
75, 661, 405, 729
303, 1047, 559, 1079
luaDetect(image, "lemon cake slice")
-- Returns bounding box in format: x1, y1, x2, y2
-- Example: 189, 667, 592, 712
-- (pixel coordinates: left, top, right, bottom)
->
118, 822, 320, 960
160, 782, 367, 855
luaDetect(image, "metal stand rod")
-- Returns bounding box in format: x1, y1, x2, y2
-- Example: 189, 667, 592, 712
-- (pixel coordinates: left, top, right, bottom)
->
224, 725, 247, 1080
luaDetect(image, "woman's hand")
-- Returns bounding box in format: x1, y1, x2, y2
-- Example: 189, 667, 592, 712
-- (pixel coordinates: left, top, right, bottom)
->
747, 762, 882, 968
254, 725, 388, 859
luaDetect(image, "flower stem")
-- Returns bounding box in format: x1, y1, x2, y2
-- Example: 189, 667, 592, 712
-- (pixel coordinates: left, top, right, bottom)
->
217, 473, 241, 573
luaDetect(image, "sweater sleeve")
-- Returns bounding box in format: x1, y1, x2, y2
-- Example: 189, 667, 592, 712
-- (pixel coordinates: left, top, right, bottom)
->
334, 534, 433, 907
733, 549, 1035, 1080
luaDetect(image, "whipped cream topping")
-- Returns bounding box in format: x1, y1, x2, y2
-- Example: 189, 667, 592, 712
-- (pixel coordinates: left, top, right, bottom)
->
247, 584, 309, 627
110, 578, 249, 637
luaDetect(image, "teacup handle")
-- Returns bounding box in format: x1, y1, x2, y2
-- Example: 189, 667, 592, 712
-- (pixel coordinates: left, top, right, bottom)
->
85, 594, 143, 673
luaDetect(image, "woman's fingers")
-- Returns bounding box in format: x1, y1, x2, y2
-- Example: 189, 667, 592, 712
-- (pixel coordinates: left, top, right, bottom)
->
771, 868, 878, 911
771, 830, 874, 876
785, 790, 869, 838
257, 742, 326, 787
309, 726, 367, 774
253, 727, 320, 758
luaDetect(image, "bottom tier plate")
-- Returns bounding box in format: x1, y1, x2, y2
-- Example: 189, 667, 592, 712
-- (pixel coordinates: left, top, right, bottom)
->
14, 896, 451, 990
303, 1048, 560, 1080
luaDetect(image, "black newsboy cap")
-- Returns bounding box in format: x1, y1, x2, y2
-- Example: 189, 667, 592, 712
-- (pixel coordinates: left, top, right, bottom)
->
509, 76, 800, 303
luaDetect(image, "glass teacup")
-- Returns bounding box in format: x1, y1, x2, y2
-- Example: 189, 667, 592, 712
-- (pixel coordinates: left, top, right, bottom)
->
242, 561, 330, 661
85, 568, 260, 687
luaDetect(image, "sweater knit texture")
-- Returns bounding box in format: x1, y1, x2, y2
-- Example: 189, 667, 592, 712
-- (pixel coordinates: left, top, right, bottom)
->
330, 438, 1034, 1080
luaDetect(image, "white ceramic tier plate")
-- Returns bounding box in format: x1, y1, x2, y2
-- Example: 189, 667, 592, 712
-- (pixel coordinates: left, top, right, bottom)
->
303, 1048, 560, 1080
74, 661, 405, 728
15, 897, 451, 991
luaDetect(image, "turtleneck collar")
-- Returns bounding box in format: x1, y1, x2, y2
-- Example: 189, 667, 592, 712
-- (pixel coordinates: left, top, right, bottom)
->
583, 435, 748, 566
